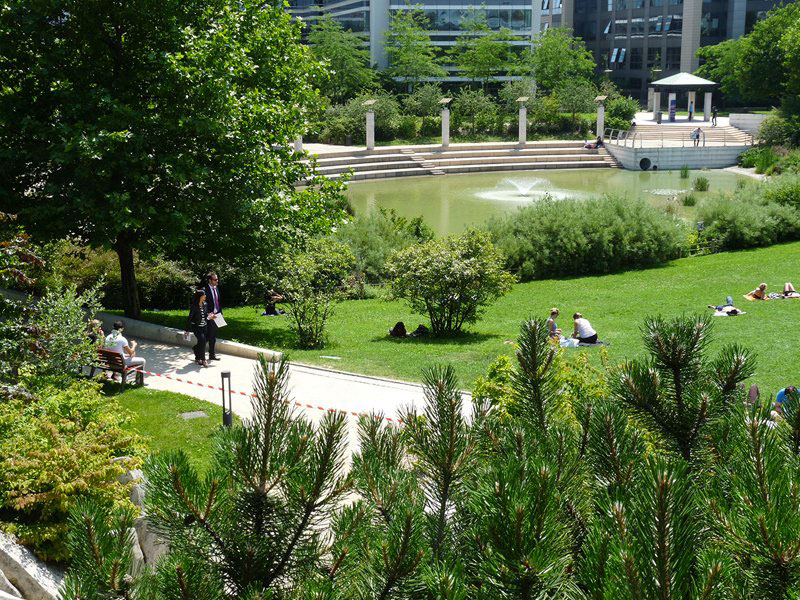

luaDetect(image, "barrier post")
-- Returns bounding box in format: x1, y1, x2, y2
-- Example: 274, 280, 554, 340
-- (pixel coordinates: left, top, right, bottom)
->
221, 370, 232, 427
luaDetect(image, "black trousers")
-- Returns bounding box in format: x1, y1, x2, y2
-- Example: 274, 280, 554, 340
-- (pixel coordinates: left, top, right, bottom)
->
579, 334, 598, 344
192, 325, 208, 360
207, 319, 218, 357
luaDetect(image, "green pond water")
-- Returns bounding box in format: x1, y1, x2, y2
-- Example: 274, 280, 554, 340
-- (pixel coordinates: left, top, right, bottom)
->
345, 168, 749, 235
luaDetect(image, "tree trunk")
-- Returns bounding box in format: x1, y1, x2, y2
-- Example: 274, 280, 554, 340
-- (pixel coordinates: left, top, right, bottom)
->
114, 235, 141, 319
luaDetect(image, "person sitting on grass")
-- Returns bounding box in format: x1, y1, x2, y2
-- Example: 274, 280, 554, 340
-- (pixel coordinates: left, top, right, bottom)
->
546, 308, 561, 338
263, 289, 287, 316
744, 283, 768, 301
572, 312, 598, 345
783, 282, 800, 298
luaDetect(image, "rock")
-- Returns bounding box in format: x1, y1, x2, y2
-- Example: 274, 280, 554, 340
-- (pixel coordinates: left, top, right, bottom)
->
118, 469, 143, 486
0, 532, 64, 600
0, 569, 21, 597
130, 483, 146, 508
134, 516, 167, 565
0, 591, 22, 600
128, 529, 145, 577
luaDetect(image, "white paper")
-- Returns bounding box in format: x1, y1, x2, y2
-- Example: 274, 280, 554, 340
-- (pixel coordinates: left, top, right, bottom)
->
212, 313, 227, 328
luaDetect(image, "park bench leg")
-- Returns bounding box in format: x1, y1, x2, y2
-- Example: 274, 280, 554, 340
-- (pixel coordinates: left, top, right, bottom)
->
120, 368, 127, 391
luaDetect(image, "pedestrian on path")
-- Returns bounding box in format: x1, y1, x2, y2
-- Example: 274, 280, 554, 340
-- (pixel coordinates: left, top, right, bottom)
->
204, 271, 223, 361
711, 105, 718, 127
187, 289, 209, 367
688, 101, 694, 122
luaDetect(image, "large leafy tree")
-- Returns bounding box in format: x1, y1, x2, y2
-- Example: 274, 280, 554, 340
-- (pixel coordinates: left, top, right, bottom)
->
384, 6, 446, 90
450, 10, 517, 88
0, 0, 346, 318
307, 15, 376, 104
517, 27, 596, 95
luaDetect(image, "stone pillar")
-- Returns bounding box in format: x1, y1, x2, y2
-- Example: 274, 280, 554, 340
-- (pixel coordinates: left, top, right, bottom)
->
519, 106, 527, 145
703, 92, 712, 121
680, 0, 703, 72
596, 103, 605, 139
366, 110, 375, 151
441, 107, 450, 148
668, 92, 677, 122
293, 136, 303, 153
687, 91, 696, 121
653, 91, 662, 122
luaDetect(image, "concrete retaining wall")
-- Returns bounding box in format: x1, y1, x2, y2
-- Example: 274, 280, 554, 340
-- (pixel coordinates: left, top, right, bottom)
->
0, 288, 281, 362
729, 113, 768, 134
605, 144, 748, 171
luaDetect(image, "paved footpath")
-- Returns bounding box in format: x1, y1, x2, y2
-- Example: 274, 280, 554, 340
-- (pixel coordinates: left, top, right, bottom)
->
135, 341, 472, 451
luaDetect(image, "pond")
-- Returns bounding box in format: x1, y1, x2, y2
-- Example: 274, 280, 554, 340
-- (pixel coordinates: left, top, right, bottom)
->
345, 168, 750, 235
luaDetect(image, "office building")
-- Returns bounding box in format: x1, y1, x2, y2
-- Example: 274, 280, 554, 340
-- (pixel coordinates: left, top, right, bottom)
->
288, 0, 784, 100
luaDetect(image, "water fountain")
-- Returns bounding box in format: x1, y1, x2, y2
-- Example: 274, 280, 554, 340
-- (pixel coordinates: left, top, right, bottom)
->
475, 177, 575, 202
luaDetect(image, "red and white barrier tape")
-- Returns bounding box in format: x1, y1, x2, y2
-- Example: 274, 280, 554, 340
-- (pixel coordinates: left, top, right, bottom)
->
131, 369, 401, 423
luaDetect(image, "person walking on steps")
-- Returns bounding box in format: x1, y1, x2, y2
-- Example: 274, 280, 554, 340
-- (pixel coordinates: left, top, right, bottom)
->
204, 271, 223, 361
186, 289, 209, 367
711, 106, 718, 127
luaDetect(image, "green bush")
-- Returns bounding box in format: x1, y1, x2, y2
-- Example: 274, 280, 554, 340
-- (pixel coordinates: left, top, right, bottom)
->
760, 174, 800, 209
693, 176, 710, 191
0, 380, 140, 561
420, 115, 441, 136
334, 208, 433, 283
488, 195, 685, 281
604, 115, 633, 132
680, 165, 690, 179
755, 147, 780, 174
769, 150, 800, 175
452, 89, 498, 135
758, 112, 800, 147
279, 238, 355, 348
387, 229, 515, 336
605, 95, 640, 123
681, 193, 697, 206
396, 115, 419, 139
39, 239, 195, 310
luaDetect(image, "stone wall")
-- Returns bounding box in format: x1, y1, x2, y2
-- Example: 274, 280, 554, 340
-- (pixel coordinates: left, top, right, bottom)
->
605, 144, 748, 171
729, 113, 769, 134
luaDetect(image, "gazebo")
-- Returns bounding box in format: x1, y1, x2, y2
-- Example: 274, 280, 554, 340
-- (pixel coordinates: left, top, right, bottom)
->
650, 72, 717, 123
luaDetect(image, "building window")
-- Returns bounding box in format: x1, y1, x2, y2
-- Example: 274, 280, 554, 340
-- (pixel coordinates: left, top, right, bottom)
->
610, 47, 619, 63
630, 17, 644, 36
666, 14, 681, 33
615, 0, 626, 10
630, 47, 643, 68
618, 47, 627, 64
632, 0, 644, 8
554, 0, 562, 14
647, 47, 661, 68
615, 18, 628, 38
745, 10, 768, 33
666, 46, 680, 69
607, 0, 612, 12
650, 0, 663, 6
603, 20, 611, 34
701, 12, 726, 37
542, 0, 549, 10
648, 15, 663, 33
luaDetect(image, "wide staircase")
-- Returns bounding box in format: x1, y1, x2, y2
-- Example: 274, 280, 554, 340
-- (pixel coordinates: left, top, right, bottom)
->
614, 123, 753, 147
308, 142, 618, 181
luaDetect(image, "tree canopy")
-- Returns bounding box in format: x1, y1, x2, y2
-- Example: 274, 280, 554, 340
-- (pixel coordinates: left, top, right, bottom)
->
307, 14, 377, 104
450, 10, 517, 87
0, 0, 346, 318
517, 27, 596, 94
384, 6, 446, 89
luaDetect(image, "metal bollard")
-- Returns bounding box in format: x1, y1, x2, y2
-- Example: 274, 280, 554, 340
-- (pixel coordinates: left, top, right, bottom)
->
221, 370, 232, 427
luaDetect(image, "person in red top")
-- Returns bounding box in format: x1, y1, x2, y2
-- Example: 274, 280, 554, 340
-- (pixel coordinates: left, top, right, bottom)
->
203, 272, 223, 361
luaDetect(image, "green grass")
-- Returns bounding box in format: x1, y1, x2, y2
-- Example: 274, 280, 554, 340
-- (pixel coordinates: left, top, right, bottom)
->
108, 386, 237, 473
119, 242, 800, 395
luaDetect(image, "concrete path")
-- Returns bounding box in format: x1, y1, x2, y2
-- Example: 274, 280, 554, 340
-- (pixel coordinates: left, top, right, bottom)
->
133, 341, 472, 452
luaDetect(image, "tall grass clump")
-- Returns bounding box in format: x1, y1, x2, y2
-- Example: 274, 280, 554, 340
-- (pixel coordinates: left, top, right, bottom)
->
693, 176, 710, 191
681, 193, 697, 206
680, 164, 690, 178
488, 195, 685, 281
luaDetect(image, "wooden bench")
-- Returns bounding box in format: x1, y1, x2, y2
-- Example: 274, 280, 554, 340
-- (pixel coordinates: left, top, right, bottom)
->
90, 348, 144, 389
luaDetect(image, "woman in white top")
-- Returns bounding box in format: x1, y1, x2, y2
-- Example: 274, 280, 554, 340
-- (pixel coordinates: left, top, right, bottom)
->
572, 312, 597, 344
104, 320, 146, 371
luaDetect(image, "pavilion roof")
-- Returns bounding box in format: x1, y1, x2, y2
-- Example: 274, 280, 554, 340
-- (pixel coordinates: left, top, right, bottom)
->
651, 72, 717, 90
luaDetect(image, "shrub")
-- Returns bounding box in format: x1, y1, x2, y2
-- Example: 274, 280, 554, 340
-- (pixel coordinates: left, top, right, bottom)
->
759, 112, 800, 147
770, 150, 800, 175
39, 239, 196, 310
604, 115, 632, 131
334, 208, 433, 283
738, 146, 762, 168
760, 174, 800, 209
0, 380, 140, 561
396, 115, 419, 139
387, 229, 515, 336
420, 115, 441, 136
605, 94, 640, 123
452, 89, 498, 135
681, 193, 697, 206
755, 147, 780, 174
692, 176, 710, 191
279, 238, 355, 348
487, 195, 685, 281
680, 165, 690, 179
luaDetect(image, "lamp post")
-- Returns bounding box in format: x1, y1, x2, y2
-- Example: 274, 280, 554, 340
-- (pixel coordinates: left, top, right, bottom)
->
362, 99, 376, 151
517, 97, 529, 145
439, 97, 452, 149
594, 95, 607, 140
221, 370, 232, 427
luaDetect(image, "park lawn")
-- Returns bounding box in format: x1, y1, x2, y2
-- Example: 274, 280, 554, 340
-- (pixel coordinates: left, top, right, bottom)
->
122, 241, 800, 394
109, 386, 236, 474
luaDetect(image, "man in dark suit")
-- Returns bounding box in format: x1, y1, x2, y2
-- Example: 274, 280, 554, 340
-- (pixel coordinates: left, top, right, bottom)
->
204, 272, 222, 361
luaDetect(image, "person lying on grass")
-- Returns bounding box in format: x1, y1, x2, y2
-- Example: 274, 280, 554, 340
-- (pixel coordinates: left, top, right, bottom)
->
707, 296, 744, 315
783, 282, 800, 299
744, 283, 768, 301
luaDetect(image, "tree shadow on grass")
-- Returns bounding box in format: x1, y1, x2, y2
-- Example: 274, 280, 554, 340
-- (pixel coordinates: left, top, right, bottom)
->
369, 331, 501, 346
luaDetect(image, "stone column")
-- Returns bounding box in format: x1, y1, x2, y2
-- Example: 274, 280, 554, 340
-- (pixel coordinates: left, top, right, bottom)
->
366, 109, 375, 151
519, 106, 527, 145
441, 107, 450, 148
653, 91, 662, 122
596, 103, 605, 139
687, 91, 696, 121
668, 92, 677, 122
703, 92, 712, 121
293, 136, 303, 153
680, 0, 703, 72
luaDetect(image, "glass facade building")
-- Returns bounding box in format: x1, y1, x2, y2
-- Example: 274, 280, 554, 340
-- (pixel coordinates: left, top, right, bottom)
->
288, 0, 784, 99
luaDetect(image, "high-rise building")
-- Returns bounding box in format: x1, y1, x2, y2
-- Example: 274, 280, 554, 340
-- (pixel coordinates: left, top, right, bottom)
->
288, 0, 784, 100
